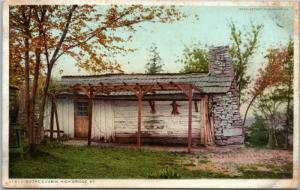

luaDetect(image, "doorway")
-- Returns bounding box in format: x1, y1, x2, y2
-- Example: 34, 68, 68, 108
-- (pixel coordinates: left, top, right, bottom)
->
74, 101, 89, 138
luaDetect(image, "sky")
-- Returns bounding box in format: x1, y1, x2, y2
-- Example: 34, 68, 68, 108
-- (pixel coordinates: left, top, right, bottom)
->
52, 5, 294, 79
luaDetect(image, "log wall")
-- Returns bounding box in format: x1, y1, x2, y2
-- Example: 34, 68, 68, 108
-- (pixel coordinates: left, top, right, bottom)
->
44, 98, 74, 138
113, 100, 201, 145
44, 99, 202, 145
92, 100, 115, 142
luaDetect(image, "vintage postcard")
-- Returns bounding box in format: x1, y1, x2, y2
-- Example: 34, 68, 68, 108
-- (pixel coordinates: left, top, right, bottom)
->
2, 0, 299, 188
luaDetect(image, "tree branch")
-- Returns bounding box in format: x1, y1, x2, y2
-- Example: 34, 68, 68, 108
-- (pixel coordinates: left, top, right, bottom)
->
49, 5, 78, 66
53, 9, 131, 62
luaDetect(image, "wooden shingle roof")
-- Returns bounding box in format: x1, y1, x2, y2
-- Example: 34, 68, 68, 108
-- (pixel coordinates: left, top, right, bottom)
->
59, 73, 233, 94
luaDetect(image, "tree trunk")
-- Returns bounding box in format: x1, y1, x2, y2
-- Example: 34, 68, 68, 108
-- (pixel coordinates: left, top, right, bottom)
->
267, 127, 274, 148
37, 5, 77, 138
242, 94, 258, 135
22, 9, 34, 152
50, 97, 54, 142
284, 75, 292, 149
37, 66, 52, 143
24, 35, 32, 145
30, 48, 41, 145
31, 9, 47, 144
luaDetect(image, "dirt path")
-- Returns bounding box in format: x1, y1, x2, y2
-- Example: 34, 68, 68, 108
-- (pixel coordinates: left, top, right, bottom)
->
183, 146, 293, 177
192, 146, 292, 165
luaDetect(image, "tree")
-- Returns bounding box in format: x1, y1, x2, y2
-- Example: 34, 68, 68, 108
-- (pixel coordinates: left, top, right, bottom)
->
243, 48, 287, 126
255, 92, 285, 148
282, 40, 293, 149
9, 6, 34, 149
9, 28, 25, 86
9, 5, 184, 149
242, 40, 294, 146
178, 43, 209, 73
145, 43, 164, 74
229, 22, 263, 105
245, 114, 268, 147
10, 6, 55, 152
179, 22, 262, 81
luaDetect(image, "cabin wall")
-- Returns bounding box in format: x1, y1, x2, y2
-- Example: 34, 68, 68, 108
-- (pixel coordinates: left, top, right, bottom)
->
92, 100, 114, 142
43, 99, 51, 133
113, 100, 201, 145
44, 94, 243, 146
44, 98, 202, 145
44, 98, 74, 138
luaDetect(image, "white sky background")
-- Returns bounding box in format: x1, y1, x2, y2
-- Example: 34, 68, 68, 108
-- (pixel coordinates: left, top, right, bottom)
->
52, 6, 293, 78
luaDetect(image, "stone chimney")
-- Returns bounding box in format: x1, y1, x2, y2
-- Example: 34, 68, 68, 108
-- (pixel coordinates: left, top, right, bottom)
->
208, 46, 234, 77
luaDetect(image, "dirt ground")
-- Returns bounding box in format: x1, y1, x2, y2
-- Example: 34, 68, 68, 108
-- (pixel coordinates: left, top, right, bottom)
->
181, 146, 293, 176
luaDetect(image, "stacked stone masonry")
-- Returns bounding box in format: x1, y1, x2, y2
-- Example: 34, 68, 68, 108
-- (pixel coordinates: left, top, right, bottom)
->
208, 46, 244, 145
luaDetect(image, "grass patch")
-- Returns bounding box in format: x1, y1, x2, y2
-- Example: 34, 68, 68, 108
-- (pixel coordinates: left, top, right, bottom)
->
239, 163, 293, 179
9, 144, 293, 179
10, 145, 184, 178
147, 167, 181, 178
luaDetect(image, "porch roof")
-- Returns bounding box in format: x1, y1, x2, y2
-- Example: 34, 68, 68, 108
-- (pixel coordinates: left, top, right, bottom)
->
59, 73, 233, 94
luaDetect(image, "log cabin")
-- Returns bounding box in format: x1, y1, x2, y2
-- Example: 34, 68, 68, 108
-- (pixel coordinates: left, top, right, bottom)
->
44, 46, 244, 151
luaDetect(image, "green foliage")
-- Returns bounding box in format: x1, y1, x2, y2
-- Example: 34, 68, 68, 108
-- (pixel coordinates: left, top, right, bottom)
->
37, 77, 62, 99
274, 128, 289, 148
245, 115, 268, 147
246, 40, 294, 149
281, 40, 294, 149
178, 43, 209, 73
253, 89, 294, 149
286, 104, 294, 136
145, 43, 164, 74
255, 92, 284, 148
229, 22, 263, 104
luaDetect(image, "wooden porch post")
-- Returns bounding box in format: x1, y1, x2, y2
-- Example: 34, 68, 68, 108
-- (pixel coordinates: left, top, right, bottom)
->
87, 86, 94, 146
174, 83, 194, 153
53, 99, 61, 141
50, 98, 54, 142
137, 94, 143, 149
187, 85, 193, 153
200, 96, 205, 145
123, 84, 153, 149
204, 95, 212, 145
200, 95, 212, 146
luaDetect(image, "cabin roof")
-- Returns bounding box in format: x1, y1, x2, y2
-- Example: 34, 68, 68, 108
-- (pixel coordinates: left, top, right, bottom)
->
59, 73, 233, 94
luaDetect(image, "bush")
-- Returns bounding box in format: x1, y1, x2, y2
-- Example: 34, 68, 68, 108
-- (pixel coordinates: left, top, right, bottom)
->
274, 128, 288, 149
245, 115, 268, 147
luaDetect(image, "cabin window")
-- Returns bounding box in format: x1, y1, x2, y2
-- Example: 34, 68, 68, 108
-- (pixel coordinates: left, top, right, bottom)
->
75, 102, 88, 116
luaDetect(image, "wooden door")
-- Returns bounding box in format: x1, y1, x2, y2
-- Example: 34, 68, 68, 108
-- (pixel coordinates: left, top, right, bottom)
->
74, 101, 89, 138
